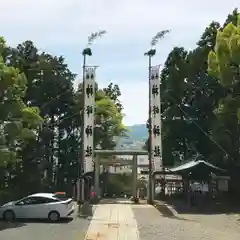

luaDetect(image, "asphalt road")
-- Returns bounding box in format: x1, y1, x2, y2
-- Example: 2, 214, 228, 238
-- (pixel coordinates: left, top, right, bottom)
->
0, 207, 92, 240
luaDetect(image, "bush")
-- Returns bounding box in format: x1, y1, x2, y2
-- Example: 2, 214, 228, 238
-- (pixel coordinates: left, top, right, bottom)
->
0, 189, 20, 205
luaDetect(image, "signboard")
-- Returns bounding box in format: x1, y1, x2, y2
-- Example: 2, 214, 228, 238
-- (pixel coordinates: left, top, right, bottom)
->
150, 66, 162, 171
83, 67, 96, 173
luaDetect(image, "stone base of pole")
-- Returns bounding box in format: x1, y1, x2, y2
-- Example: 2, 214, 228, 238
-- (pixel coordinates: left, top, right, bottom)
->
77, 201, 82, 215
78, 201, 92, 218
147, 199, 153, 205
147, 178, 153, 205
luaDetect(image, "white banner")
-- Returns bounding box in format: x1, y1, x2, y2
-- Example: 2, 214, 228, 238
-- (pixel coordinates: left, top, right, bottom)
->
83, 67, 96, 173
150, 66, 162, 171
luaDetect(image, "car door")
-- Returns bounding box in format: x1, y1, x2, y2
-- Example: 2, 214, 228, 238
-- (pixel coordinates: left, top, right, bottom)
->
14, 197, 37, 218
28, 197, 50, 218
22, 197, 50, 218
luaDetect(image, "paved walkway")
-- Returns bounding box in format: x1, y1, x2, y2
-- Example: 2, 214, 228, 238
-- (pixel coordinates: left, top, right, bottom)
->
84, 204, 139, 240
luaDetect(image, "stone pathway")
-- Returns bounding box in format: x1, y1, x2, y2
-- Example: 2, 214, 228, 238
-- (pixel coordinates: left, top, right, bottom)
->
84, 203, 240, 239
84, 204, 139, 239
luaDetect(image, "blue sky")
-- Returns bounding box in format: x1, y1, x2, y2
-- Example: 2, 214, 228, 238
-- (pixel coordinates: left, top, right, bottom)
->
0, 0, 238, 125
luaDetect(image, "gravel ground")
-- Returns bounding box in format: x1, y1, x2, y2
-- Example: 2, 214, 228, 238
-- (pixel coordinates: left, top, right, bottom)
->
0, 205, 95, 240
132, 205, 240, 240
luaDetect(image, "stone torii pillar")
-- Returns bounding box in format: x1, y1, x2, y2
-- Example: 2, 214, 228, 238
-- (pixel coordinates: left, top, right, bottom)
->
132, 155, 138, 198
94, 156, 100, 198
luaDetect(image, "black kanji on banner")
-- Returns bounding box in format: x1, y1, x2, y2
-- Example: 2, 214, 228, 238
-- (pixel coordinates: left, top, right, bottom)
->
154, 146, 161, 156
86, 72, 94, 80
152, 84, 159, 95
86, 84, 93, 97
85, 125, 93, 136
151, 72, 159, 80
152, 106, 160, 114
86, 105, 93, 116
153, 125, 160, 136
85, 146, 93, 157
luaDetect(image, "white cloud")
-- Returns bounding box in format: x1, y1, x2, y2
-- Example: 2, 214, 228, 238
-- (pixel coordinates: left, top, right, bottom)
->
1, 0, 238, 46
0, 0, 239, 125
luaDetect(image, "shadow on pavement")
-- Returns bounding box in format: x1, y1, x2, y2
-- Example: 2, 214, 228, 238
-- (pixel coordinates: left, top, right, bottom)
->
18, 217, 74, 224
77, 216, 92, 221
0, 221, 26, 231
154, 202, 196, 222
0, 217, 73, 229
161, 198, 240, 215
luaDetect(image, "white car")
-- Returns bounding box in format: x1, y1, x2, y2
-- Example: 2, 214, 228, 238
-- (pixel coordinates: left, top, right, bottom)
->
0, 193, 75, 222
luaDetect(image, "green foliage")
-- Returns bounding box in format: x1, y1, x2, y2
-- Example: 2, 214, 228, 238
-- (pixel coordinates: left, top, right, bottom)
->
82, 48, 92, 56
0, 36, 125, 201
151, 30, 170, 46
155, 11, 240, 167
145, 30, 170, 56
0, 37, 42, 167
206, 12, 240, 164
88, 30, 107, 45
102, 173, 133, 196
208, 20, 240, 86
83, 30, 107, 56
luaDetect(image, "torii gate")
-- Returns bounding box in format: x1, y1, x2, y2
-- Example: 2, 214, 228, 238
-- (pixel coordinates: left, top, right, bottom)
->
94, 150, 148, 199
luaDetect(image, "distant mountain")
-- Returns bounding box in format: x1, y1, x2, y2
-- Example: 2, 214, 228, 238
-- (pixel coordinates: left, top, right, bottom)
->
114, 124, 148, 149
116, 124, 148, 149
126, 124, 148, 142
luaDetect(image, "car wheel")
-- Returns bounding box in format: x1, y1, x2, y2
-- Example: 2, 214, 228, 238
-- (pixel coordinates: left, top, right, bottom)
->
3, 210, 15, 222
48, 211, 60, 222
